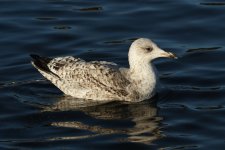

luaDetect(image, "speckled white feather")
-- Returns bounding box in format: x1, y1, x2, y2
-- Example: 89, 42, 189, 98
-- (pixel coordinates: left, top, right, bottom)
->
31, 38, 176, 102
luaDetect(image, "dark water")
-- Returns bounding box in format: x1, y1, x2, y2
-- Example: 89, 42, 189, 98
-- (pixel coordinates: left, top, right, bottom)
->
0, 0, 225, 149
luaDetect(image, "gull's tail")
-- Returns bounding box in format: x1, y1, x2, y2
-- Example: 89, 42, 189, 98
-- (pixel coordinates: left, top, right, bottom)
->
30, 54, 60, 78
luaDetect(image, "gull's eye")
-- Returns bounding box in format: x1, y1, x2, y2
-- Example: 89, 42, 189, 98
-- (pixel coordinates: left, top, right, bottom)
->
146, 47, 153, 52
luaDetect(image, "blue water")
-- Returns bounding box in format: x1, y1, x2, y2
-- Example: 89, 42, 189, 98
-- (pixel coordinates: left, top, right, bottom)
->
0, 0, 225, 149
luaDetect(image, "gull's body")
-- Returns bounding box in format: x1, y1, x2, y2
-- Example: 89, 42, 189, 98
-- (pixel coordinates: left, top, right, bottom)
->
31, 38, 176, 102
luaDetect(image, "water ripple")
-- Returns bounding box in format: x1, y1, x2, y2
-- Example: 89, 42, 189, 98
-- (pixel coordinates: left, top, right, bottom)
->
0, 0, 225, 149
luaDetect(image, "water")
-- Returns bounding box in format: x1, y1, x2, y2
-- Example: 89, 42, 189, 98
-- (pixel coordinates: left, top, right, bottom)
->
0, 0, 225, 149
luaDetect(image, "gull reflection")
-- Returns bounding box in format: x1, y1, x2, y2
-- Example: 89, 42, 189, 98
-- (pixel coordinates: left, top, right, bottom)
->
42, 96, 163, 144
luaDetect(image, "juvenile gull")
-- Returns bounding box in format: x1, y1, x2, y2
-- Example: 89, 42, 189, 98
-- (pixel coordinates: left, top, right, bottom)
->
30, 38, 177, 102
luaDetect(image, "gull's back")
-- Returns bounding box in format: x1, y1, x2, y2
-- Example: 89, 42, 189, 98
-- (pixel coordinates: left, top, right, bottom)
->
31, 54, 133, 101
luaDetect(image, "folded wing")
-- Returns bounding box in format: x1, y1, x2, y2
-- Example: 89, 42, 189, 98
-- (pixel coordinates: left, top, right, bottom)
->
31, 54, 130, 99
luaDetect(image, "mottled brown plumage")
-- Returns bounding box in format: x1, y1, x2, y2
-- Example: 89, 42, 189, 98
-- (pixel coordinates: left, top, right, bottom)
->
31, 55, 134, 101
31, 38, 177, 101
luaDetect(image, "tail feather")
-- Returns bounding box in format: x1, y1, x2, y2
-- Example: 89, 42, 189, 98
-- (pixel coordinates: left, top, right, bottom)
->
30, 54, 60, 78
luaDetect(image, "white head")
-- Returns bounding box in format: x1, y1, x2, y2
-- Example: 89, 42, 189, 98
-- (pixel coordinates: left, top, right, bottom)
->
128, 38, 177, 69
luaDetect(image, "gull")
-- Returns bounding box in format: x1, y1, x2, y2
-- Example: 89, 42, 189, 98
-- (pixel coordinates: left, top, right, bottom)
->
30, 38, 177, 102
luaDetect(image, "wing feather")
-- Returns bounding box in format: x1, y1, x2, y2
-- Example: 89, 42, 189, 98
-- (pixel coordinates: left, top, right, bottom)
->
47, 56, 130, 95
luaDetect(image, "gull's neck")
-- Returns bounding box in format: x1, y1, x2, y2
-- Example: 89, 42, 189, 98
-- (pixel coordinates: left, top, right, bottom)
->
128, 58, 157, 100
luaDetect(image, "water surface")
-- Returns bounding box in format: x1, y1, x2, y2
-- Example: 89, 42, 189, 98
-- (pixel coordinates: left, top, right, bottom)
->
0, 0, 225, 149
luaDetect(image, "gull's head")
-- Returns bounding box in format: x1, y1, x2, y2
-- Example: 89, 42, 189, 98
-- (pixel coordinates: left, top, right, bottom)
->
128, 38, 177, 64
